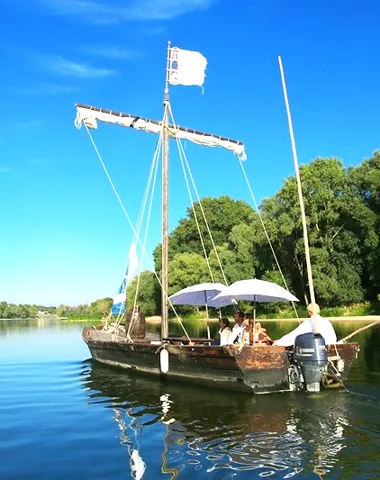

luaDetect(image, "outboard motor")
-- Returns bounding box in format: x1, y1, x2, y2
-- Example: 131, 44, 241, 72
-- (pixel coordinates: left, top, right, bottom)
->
294, 332, 328, 392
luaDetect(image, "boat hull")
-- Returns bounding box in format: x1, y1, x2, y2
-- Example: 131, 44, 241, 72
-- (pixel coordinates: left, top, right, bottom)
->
83, 327, 291, 393
83, 327, 358, 394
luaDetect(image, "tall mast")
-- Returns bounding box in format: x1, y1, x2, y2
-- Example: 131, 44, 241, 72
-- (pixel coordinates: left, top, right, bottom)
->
161, 41, 171, 340
278, 56, 318, 332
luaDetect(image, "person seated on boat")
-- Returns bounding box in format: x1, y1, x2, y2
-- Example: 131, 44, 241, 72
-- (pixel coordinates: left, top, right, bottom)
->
243, 318, 253, 345
254, 322, 274, 345
234, 317, 254, 350
238, 318, 273, 347
228, 311, 248, 344
237, 319, 273, 346
219, 317, 231, 346
272, 303, 337, 347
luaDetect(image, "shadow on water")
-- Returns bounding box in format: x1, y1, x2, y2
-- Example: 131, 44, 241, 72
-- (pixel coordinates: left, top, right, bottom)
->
80, 359, 380, 479
363, 325, 380, 371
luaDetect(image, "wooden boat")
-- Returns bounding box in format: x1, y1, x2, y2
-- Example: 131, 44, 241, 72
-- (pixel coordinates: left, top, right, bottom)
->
77, 45, 359, 394
83, 326, 358, 393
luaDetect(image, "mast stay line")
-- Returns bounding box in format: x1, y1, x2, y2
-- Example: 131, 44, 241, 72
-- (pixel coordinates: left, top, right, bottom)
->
74, 103, 247, 160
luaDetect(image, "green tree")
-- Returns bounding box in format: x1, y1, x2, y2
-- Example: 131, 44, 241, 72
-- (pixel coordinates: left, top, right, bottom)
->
168, 252, 210, 295
90, 298, 113, 316
259, 157, 377, 305
3, 305, 13, 318
207, 222, 259, 286
127, 271, 161, 316
153, 196, 256, 272
17, 305, 30, 318
56, 304, 68, 317
0, 302, 7, 318
348, 150, 380, 298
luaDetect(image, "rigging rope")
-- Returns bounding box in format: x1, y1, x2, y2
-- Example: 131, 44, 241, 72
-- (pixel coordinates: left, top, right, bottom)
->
84, 123, 162, 335
237, 158, 300, 320
175, 135, 214, 282
127, 135, 162, 339
82, 121, 193, 343
168, 104, 228, 286
84, 123, 139, 237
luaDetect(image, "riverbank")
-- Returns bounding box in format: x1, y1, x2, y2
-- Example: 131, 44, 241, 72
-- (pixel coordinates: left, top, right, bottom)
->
1, 315, 378, 323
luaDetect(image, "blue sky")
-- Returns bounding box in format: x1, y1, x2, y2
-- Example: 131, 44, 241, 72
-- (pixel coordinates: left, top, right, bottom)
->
1, 0, 379, 307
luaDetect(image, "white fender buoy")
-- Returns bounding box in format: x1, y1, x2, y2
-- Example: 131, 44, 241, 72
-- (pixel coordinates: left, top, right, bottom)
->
160, 348, 169, 373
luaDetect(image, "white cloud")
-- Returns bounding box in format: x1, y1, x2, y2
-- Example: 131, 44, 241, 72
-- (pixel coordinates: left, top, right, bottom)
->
14, 119, 44, 131
25, 157, 64, 167
81, 45, 142, 60
0, 166, 14, 173
39, 55, 117, 77
16, 83, 79, 95
140, 25, 167, 36
26, 158, 49, 167
31, 0, 218, 24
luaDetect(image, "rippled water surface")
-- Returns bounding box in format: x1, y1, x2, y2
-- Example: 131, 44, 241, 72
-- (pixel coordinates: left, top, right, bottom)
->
0, 319, 379, 479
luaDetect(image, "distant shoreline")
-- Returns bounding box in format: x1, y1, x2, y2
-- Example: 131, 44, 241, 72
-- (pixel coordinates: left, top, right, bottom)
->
1, 315, 379, 323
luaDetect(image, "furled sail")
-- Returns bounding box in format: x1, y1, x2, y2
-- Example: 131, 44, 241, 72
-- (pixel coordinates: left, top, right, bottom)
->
112, 242, 139, 315
75, 104, 247, 160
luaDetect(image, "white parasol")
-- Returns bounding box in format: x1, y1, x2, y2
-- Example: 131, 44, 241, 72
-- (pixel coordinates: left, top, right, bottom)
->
169, 282, 235, 339
213, 278, 299, 344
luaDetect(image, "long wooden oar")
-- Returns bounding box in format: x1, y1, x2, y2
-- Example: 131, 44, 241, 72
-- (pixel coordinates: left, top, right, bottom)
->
340, 320, 380, 342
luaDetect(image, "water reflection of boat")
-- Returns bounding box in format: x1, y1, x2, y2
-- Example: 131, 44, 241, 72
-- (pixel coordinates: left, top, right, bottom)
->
83, 362, 352, 478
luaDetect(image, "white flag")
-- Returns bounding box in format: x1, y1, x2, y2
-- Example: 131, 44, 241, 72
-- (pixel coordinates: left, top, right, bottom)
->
169, 47, 207, 87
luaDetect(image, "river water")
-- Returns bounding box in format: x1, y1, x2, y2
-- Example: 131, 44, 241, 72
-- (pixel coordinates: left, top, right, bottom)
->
0, 319, 379, 479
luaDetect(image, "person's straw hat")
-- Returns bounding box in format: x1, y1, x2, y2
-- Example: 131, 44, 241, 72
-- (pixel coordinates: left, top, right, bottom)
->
307, 303, 320, 314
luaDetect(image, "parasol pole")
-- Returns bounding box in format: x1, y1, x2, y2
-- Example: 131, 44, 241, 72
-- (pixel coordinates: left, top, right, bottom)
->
253, 295, 256, 346
204, 292, 211, 341
278, 56, 318, 333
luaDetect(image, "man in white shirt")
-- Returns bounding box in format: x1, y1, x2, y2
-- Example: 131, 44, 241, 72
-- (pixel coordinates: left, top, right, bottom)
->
273, 303, 337, 347
228, 311, 248, 344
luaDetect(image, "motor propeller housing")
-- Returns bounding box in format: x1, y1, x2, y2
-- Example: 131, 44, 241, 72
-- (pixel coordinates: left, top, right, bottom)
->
293, 332, 328, 392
